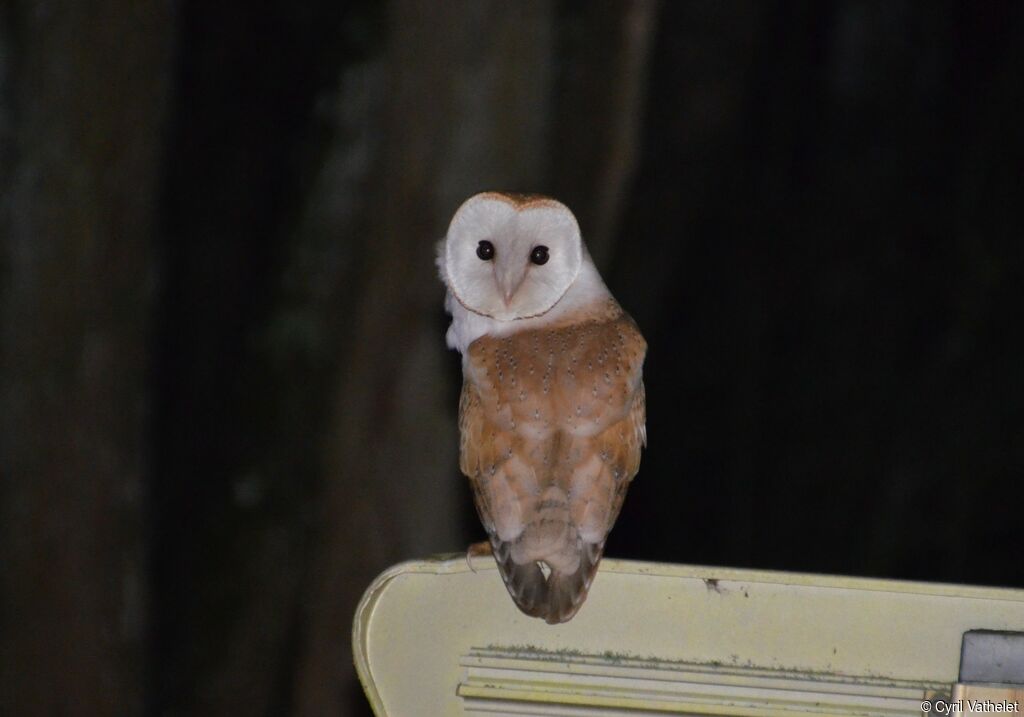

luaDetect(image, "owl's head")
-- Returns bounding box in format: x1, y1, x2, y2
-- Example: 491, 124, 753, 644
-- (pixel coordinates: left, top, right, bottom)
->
438, 192, 583, 321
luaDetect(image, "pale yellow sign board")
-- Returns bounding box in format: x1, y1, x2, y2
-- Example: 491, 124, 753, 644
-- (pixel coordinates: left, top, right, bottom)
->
354, 558, 1024, 716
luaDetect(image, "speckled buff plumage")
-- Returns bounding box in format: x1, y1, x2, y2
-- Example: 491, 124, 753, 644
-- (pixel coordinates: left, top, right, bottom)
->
438, 192, 647, 624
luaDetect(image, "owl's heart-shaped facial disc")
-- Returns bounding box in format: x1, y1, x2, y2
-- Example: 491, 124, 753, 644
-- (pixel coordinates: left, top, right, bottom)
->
440, 192, 583, 321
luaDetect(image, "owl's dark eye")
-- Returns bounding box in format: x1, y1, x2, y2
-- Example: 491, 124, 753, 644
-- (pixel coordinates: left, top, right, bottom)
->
529, 245, 549, 265
476, 240, 494, 261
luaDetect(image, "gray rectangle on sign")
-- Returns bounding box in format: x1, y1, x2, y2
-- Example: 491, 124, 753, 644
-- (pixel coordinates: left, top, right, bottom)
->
960, 630, 1024, 685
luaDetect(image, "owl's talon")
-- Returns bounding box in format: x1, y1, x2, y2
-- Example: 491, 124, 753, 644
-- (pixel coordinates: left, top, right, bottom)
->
466, 541, 492, 573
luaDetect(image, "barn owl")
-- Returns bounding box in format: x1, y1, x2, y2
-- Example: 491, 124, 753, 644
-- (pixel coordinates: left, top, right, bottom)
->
437, 192, 647, 624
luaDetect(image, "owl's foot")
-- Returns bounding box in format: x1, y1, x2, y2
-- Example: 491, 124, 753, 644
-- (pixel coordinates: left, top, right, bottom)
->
466, 541, 492, 573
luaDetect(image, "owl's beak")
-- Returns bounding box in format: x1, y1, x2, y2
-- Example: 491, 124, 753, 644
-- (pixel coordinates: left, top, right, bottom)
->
496, 263, 527, 306
502, 284, 519, 305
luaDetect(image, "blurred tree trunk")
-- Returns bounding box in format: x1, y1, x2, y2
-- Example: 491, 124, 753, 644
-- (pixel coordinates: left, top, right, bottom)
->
552, 0, 660, 269
291, 2, 554, 714
0, 1, 173, 714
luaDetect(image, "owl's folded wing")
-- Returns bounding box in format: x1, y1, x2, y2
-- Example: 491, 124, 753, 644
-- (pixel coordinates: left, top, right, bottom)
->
459, 379, 552, 617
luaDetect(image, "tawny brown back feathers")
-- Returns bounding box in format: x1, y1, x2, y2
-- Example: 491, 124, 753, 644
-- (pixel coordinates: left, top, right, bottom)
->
458, 303, 646, 623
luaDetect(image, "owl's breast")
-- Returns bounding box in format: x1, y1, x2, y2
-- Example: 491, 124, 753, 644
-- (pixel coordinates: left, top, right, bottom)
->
465, 313, 646, 439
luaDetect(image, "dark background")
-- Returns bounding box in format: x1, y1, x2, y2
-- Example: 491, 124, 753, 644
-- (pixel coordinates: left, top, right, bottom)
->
2, 1, 1022, 715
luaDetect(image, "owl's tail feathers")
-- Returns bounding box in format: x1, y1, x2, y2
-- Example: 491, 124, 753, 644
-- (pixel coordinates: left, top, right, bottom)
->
490, 537, 606, 623
542, 540, 604, 624
491, 538, 549, 618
